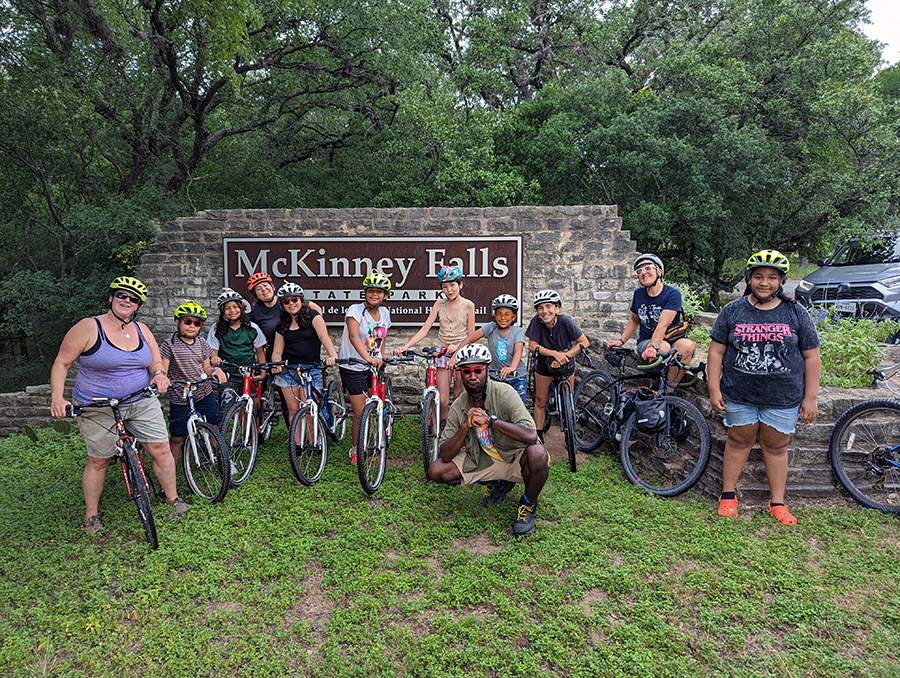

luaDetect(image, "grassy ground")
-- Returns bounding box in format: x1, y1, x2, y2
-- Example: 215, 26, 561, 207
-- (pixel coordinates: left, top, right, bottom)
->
1, 419, 899, 678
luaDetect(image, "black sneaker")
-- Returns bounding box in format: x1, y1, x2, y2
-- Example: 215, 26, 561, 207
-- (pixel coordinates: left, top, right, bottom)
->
488, 480, 515, 506
480, 481, 497, 506
512, 497, 537, 536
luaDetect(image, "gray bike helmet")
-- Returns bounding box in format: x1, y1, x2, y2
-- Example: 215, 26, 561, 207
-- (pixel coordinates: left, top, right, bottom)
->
633, 253, 664, 276
455, 344, 492, 366
491, 294, 519, 314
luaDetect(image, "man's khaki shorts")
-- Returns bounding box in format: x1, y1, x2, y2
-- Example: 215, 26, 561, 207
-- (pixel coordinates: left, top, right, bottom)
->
76, 397, 169, 459
450, 447, 550, 486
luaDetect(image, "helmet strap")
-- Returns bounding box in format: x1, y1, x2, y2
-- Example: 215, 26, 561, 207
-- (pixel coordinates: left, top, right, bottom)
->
107, 303, 136, 330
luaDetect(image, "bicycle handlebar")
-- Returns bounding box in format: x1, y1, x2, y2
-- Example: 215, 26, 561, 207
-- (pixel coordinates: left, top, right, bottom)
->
66, 384, 160, 417
403, 346, 450, 360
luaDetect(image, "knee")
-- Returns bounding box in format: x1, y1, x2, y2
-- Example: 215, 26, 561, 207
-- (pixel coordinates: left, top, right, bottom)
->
676, 339, 695, 358
533, 394, 548, 408
523, 444, 549, 473
726, 428, 758, 448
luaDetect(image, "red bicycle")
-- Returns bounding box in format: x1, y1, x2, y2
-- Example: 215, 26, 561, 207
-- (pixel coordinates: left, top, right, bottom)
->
403, 347, 448, 478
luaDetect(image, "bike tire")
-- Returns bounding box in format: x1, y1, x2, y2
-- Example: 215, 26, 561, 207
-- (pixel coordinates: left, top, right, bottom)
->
559, 382, 578, 472
829, 399, 900, 514
573, 370, 614, 452
357, 401, 386, 494
619, 395, 711, 497
421, 391, 440, 478
221, 401, 259, 487
183, 421, 231, 503
288, 405, 329, 486
123, 441, 159, 549
326, 379, 349, 442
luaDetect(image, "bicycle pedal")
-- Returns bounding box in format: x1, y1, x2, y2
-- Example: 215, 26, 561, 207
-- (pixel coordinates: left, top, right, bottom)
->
392, 411, 403, 421
410, 417, 422, 425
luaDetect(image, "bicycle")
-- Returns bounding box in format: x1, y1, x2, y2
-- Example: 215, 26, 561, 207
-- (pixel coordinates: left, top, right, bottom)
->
356, 354, 413, 494
829, 398, 900, 514
67, 385, 161, 549
403, 346, 448, 478
168, 377, 231, 502
277, 359, 353, 486
219, 360, 282, 487
257, 377, 280, 442
869, 360, 900, 396
573, 347, 711, 496
527, 348, 596, 473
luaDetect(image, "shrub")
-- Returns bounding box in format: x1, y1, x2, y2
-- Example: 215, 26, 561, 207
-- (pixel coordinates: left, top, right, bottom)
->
687, 324, 711, 349
812, 307, 900, 388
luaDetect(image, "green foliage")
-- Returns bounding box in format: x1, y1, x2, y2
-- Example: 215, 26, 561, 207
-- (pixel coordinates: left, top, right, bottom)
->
687, 324, 712, 350
667, 282, 704, 321
3, 418, 900, 676
813, 308, 900, 388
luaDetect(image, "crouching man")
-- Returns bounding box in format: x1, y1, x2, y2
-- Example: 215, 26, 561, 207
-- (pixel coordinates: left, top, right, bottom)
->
428, 344, 550, 536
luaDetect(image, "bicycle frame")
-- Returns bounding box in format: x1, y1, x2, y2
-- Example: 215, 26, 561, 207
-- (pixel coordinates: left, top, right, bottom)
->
282, 362, 326, 448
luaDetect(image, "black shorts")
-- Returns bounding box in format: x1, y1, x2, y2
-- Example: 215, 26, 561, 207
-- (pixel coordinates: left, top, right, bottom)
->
340, 367, 370, 396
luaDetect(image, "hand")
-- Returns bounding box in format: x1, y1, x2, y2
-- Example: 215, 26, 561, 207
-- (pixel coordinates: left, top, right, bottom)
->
607, 338, 623, 348
210, 356, 221, 367
446, 343, 459, 354
214, 369, 227, 384
709, 390, 727, 414
50, 398, 71, 419
799, 396, 818, 423
325, 356, 336, 367
251, 370, 266, 382
467, 407, 489, 428
641, 346, 658, 361
499, 366, 513, 379
369, 356, 383, 369
555, 351, 569, 364
392, 346, 406, 357
151, 372, 170, 395
271, 365, 283, 375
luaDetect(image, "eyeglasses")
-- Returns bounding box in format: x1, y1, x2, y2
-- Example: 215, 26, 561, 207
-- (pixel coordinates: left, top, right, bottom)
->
493, 311, 516, 319
459, 366, 486, 375
635, 265, 657, 275
281, 296, 301, 305
180, 318, 204, 327
114, 291, 142, 304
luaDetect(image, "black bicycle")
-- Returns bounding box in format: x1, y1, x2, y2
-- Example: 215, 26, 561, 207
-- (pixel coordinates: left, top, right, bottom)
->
573, 347, 711, 496
67, 385, 161, 548
829, 398, 900, 514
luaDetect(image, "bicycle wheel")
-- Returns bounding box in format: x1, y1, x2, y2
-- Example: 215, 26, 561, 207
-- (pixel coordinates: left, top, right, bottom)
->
258, 386, 277, 442
123, 442, 159, 549
221, 401, 259, 487
830, 399, 900, 514
326, 379, 348, 441
182, 421, 230, 503
288, 405, 329, 486
357, 401, 386, 494
559, 382, 578, 472
573, 370, 614, 452
420, 391, 440, 478
619, 395, 710, 497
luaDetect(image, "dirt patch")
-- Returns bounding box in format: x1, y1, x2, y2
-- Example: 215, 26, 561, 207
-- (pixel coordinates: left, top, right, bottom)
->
450, 533, 501, 555
580, 587, 609, 613
206, 601, 244, 614
281, 564, 335, 650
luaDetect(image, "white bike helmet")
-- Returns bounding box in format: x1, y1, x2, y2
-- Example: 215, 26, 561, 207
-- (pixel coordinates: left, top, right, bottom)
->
277, 282, 305, 298
455, 344, 492, 366
217, 287, 247, 310
532, 289, 562, 308
491, 294, 519, 314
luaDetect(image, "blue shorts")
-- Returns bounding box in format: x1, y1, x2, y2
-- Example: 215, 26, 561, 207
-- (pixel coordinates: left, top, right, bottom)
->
491, 375, 527, 404
636, 339, 654, 355
274, 368, 323, 392
723, 400, 800, 435
168, 392, 222, 437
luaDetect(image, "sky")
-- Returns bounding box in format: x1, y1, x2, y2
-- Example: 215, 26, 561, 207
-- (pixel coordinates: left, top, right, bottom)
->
862, 0, 900, 66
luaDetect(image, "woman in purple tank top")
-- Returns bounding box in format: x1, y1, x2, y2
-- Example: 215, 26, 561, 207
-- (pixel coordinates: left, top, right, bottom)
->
51, 277, 191, 536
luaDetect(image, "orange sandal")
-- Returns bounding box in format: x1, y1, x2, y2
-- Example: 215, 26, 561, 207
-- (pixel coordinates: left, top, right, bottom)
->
768, 501, 796, 526
717, 495, 738, 517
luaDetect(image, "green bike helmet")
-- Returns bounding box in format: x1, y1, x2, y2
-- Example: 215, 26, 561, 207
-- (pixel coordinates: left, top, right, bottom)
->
109, 276, 148, 302
174, 301, 208, 321
363, 270, 391, 292
746, 249, 790, 275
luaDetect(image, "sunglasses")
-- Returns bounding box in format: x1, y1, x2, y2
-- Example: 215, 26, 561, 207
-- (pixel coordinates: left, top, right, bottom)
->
180, 318, 204, 327
114, 291, 142, 304
493, 310, 515, 319
281, 296, 302, 305
635, 265, 657, 275
459, 366, 486, 375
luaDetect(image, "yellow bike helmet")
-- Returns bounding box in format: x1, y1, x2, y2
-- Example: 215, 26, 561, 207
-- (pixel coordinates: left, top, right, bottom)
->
174, 301, 208, 321
362, 270, 391, 292
746, 250, 790, 275
109, 276, 148, 302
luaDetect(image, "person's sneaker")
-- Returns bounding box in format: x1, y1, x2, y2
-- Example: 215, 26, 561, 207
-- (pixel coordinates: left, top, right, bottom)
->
167, 497, 191, 518
349, 447, 357, 465
480, 481, 497, 506
488, 480, 515, 506
84, 514, 104, 535
512, 497, 537, 537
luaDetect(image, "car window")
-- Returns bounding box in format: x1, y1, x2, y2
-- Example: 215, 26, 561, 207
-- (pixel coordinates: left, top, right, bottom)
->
829, 235, 900, 266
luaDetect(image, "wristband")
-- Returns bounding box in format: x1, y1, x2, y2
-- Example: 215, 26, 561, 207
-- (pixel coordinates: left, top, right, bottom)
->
152, 370, 167, 377
619, 337, 626, 344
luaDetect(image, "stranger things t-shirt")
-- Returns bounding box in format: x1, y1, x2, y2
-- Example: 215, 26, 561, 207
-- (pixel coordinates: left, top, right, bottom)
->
710, 298, 820, 408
